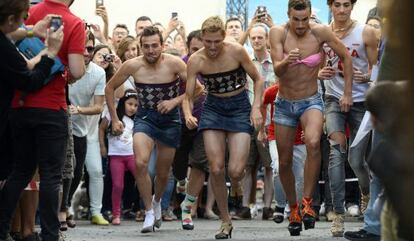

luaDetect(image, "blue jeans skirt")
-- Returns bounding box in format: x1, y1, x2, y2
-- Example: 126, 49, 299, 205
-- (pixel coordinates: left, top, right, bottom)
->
133, 107, 181, 148
199, 90, 253, 134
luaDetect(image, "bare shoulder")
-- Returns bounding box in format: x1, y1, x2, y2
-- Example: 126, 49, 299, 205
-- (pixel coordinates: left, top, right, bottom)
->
269, 25, 285, 38
187, 52, 204, 70
122, 57, 142, 73
311, 23, 332, 40
362, 24, 377, 40
225, 41, 245, 54
164, 53, 185, 66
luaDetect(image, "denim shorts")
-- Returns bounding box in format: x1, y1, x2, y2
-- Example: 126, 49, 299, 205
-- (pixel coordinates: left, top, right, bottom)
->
133, 108, 181, 148
274, 92, 324, 127
199, 90, 253, 134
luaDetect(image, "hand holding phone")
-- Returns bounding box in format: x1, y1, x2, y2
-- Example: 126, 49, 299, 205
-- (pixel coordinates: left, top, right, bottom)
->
50, 16, 62, 32
256, 6, 267, 19
96, 0, 104, 8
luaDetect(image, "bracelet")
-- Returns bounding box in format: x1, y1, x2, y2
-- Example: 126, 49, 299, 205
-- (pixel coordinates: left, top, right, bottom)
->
364, 74, 371, 82
26, 27, 34, 38
76, 106, 82, 114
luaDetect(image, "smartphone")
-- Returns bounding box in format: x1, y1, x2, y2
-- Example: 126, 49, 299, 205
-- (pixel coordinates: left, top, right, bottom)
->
50, 16, 62, 32
96, 0, 104, 8
171, 12, 178, 19
256, 6, 267, 19
327, 60, 333, 67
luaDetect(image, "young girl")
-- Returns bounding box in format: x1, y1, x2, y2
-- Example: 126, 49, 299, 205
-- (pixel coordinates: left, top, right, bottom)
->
99, 90, 138, 225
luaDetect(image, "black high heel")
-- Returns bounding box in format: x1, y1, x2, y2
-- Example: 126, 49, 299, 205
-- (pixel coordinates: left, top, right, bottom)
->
215, 222, 233, 239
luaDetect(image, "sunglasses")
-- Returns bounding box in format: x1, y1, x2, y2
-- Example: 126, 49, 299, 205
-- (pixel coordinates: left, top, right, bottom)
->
86, 46, 95, 53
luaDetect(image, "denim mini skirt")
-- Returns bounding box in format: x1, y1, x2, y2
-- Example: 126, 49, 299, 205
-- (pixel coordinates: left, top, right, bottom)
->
199, 90, 253, 134
133, 107, 181, 148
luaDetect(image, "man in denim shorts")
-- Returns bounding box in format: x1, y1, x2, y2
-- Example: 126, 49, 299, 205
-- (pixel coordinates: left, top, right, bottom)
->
269, 0, 353, 236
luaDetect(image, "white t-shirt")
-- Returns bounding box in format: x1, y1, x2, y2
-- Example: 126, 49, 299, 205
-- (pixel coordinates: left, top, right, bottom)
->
69, 62, 106, 137
105, 113, 134, 156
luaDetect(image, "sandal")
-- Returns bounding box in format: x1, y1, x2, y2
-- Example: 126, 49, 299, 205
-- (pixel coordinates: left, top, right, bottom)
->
215, 222, 233, 239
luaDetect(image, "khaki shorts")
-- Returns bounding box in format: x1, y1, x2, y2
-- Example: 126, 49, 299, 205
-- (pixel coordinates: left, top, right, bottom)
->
188, 132, 209, 172
247, 130, 272, 168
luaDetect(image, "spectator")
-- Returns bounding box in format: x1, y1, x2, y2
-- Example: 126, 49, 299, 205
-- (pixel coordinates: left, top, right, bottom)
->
135, 16, 152, 37
0, 0, 86, 240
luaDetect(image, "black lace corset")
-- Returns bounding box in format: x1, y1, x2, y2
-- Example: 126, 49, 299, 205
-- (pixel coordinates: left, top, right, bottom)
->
200, 66, 247, 94
135, 79, 180, 109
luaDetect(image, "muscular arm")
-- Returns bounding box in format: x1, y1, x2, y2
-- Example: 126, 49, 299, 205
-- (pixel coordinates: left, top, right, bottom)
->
236, 45, 264, 129
105, 60, 137, 124
363, 25, 379, 75
269, 26, 289, 77
182, 54, 201, 129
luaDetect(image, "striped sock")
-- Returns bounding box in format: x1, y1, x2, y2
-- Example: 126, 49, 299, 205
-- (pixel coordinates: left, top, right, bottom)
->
181, 194, 196, 225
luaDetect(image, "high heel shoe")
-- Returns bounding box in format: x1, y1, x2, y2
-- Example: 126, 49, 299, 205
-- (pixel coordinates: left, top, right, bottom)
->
215, 222, 233, 239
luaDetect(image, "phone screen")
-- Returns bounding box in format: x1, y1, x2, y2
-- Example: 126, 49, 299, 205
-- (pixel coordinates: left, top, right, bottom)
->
171, 12, 178, 19
96, 0, 104, 7
50, 17, 62, 32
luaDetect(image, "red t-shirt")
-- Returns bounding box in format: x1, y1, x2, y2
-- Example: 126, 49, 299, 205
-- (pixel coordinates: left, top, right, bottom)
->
263, 84, 304, 145
12, 0, 85, 110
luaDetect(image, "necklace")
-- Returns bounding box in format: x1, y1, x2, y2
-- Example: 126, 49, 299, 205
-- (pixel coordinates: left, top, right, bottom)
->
331, 20, 355, 38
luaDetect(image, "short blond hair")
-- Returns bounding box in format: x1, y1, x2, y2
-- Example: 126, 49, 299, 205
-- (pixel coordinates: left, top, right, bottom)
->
201, 16, 225, 36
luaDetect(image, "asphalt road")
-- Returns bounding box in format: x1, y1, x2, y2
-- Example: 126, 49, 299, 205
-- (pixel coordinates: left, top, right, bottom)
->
64, 218, 362, 241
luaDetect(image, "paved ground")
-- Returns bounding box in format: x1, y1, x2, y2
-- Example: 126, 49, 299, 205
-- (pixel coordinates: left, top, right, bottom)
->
64, 218, 362, 241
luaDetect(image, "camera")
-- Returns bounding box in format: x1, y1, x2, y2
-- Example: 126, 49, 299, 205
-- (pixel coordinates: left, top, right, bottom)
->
256, 6, 267, 19
171, 12, 178, 19
50, 16, 62, 32
103, 53, 114, 63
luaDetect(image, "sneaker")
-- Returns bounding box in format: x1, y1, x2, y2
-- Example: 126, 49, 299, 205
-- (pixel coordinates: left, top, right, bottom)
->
326, 210, 336, 222
250, 204, 259, 219
152, 197, 162, 229
112, 216, 121, 225
346, 204, 360, 217
331, 213, 344, 237
344, 229, 380, 241
262, 207, 274, 220
180, 201, 194, 230
301, 198, 316, 230
273, 206, 285, 224
91, 215, 109, 225
360, 194, 370, 215
228, 195, 242, 217
141, 210, 155, 233
101, 211, 112, 223
233, 206, 251, 220
288, 207, 302, 236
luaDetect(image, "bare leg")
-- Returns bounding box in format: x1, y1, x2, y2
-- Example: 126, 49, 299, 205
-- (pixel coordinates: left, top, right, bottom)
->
300, 109, 323, 199
263, 167, 274, 208
20, 190, 38, 237
133, 133, 155, 211
203, 130, 227, 222
241, 167, 252, 207
153, 142, 176, 202
205, 176, 218, 218
275, 124, 297, 206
